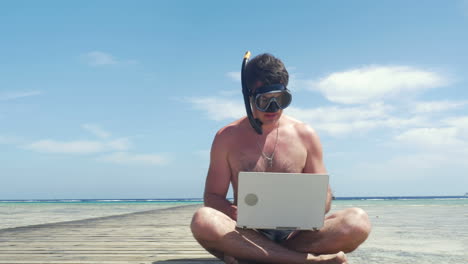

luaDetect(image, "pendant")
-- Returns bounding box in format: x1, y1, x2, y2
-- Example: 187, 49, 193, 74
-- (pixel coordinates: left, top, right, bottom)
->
266, 157, 273, 167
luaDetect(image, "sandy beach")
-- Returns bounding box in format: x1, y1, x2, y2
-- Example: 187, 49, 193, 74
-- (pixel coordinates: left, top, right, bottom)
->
0, 200, 467, 264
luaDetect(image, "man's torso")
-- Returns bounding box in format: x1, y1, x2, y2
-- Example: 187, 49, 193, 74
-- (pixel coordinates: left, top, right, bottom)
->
226, 116, 309, 203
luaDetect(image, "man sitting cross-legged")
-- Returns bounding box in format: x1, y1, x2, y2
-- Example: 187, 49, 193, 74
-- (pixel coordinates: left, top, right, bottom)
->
191, 53, 371, 264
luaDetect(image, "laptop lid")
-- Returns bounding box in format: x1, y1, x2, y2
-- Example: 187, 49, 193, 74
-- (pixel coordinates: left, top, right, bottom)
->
236, 172, 329, 230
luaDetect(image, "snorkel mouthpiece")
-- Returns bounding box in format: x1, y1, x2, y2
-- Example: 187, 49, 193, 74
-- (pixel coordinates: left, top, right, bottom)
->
241, 51, 263, 135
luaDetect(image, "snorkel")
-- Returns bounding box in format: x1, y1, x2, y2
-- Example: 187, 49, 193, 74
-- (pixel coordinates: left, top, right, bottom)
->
241, 51, 263, 135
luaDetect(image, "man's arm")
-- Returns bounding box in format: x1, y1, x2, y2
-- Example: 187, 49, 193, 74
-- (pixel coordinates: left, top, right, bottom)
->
203, 129, 237, 220
301, 125, 333, 213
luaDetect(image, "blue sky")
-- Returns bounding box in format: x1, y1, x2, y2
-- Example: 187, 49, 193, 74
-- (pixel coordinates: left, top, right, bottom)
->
1, 1, 468, 199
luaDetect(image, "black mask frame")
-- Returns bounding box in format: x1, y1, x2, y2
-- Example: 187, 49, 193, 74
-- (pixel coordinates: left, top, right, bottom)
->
251, 84, 292, 112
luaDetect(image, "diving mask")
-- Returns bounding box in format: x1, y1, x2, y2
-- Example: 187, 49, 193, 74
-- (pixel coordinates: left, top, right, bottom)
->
251, 84, 292, 112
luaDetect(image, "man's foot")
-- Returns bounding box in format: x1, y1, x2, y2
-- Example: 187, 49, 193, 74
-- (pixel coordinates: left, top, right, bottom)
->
225, 252, 347, 264
307, 251, 348, 264
224, 255, 239, 264
223, 255, 256, 264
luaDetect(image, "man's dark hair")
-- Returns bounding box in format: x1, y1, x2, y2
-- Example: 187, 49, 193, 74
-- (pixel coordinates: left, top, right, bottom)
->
244, 53, 289, 92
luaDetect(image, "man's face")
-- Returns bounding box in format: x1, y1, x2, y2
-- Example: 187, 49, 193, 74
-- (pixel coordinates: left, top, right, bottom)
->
252, 96, 283, 125
251, 82, 285, 125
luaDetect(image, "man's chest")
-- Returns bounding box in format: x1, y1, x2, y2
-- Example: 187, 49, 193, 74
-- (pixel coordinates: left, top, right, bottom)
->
228, 140, 307, 174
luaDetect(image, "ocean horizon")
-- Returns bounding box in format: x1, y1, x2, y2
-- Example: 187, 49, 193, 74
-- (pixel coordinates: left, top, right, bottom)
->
1, 196, 467, 230
1, 195, 467, 203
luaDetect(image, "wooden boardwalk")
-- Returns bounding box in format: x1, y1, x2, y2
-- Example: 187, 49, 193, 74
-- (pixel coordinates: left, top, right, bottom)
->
0, 205, 222, 264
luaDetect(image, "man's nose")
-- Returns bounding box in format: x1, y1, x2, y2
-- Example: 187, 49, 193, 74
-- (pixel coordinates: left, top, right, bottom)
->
265, 101, 280, 112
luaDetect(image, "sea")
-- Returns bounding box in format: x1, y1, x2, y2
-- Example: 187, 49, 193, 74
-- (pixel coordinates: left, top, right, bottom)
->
2, 196, 466, 263
0, 196, 466, 230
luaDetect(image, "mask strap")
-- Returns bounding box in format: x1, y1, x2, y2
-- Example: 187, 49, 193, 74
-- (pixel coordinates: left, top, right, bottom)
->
252, 84, 287, 96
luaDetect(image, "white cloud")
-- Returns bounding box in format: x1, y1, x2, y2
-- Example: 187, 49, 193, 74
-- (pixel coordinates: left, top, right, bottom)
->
394, 117, 468, 153
186, 95, 433, 137
312, 66, 447, 104
190, 64, 460, 139
443, 116, 468, 142
187, 97, 244, 121
82, 124, 111, 139
287, 103, 425, 136
226, 71, 241, 82
289, 103, 390, 123
186, 95, 467, 139
25, 138, 131, 154
25, 140, 107, 154
410, 100, 468, 113
107, 138, 132, 150
82, 51, 118, 66
0, 90, 42, 101
443, 116, 468, 129
395, 127, 463, 148
98, 152, 169, 166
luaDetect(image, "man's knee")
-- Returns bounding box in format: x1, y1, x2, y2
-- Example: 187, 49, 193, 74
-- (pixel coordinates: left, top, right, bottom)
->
346, 207, 371, 233
340, 207, 371, 252
191, 207, 228, 244
191, 207, 215, 241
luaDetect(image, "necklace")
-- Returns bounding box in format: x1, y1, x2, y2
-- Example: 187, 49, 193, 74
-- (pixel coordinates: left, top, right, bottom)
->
255, 122, 279, 168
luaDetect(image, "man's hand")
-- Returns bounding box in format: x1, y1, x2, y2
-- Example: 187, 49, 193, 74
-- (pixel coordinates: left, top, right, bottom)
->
229, 204, 238, 221
307, 251, 348, 263
204, 192, 238, 220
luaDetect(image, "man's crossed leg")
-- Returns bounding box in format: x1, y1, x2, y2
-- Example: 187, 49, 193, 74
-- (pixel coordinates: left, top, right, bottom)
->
191, 206, 371, 264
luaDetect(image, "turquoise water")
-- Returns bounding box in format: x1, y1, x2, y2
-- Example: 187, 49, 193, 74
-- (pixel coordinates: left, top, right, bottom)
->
1, 197, 466, 230
333, 197, 468, 206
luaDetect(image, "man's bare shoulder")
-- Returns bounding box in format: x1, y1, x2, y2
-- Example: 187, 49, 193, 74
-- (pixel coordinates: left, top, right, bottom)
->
216, 117, 247, 136
212, 117, 248, 145
282, 115, 321, 148
282, 115, 318, 136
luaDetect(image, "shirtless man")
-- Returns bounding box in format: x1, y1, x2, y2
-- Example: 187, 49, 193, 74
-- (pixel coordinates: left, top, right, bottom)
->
191, 53, 371, 264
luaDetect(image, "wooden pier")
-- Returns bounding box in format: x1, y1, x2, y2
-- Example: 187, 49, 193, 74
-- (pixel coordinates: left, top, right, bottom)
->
0, 205, 221, 264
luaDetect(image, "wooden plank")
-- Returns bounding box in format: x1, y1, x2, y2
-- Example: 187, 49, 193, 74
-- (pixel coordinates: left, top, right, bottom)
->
0, 205, 223, 263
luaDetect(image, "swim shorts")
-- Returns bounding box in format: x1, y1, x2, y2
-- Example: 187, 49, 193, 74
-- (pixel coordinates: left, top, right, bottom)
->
258, 229, 294, 243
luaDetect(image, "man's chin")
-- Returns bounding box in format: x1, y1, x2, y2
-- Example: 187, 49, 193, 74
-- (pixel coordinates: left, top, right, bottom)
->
261, 112, 281, 123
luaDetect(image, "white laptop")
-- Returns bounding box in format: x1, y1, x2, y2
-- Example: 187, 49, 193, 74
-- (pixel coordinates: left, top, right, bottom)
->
236, 172, 329, 230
